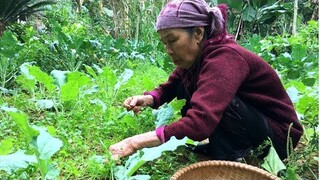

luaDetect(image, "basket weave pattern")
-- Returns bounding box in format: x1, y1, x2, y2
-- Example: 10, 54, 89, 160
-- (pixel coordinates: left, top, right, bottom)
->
170, 160, 280, 180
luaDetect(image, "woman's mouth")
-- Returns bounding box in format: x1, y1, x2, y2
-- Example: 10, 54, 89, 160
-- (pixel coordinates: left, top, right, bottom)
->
172, 59, 182, 65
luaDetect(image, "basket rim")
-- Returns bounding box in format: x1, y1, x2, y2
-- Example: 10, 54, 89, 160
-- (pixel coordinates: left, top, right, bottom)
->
170, 160, 281, 180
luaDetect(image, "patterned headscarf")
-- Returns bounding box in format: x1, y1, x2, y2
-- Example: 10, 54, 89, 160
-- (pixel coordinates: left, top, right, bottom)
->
156, 0, 228, 38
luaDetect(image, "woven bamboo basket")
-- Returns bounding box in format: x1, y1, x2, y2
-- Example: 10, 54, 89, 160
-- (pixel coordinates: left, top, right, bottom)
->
170, 160, 280, 180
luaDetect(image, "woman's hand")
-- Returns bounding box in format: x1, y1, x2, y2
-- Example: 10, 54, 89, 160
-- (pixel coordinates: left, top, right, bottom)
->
123, 95, 154, 114
109, 131, 161, 160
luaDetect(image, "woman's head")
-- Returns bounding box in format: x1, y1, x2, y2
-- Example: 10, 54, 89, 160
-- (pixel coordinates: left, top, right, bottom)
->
156, 0, 228, 69
156, 0, 228, 38
159, 27, 205, 69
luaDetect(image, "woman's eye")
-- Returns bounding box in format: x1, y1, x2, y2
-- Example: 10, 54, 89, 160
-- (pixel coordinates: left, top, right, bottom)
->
168, 39, 177, 44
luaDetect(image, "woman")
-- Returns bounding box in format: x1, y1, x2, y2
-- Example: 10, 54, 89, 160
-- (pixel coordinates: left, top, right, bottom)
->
109, 0, 303, 161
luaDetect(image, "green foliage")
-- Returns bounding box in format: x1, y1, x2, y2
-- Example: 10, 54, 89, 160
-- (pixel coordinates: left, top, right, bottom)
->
213, 0, 317, 38
0, 31, 23, 87
0, 0, 55, 36
0, 107, 62, 179
0, 138, 13, 155
8, 110, 39, 142
0, 150, 37, 174
0, 0, 317, 179
261, 146, 286, 175
0, 57, 170, 178
242, 21, 318, 87
152, 103, 174, 128
241, 21, 318, 179
214, 0, 291, 36
115, 137, 197, 180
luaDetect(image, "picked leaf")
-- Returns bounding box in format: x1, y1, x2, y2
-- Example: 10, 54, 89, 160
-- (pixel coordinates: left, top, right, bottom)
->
170, 98, 186, 112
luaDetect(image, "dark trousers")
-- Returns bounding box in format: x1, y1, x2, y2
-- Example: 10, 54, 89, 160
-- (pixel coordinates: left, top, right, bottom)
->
205, 97, 275, 160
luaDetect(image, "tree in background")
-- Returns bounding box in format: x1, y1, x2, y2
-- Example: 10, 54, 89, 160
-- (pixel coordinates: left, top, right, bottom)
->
0, 0, 55, 36
211, 0, 318, 39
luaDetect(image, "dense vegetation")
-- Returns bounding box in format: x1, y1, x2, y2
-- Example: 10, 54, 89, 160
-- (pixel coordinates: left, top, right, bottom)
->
0, 0, 318, 179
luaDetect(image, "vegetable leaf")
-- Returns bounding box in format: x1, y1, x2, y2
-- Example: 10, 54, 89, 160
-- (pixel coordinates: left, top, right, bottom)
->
261, 146, 286, 175
0, 138, 14, 155
0, 150, 37, 174
115, 137, 197, 179
50, 70, 70, 88
115, 69, 134, 90
152, 103, 174, 128
36, 129, 63, 160
7, 111, 39, 141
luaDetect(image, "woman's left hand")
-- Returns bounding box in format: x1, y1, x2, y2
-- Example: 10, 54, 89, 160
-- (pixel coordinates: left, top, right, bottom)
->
109, 131, 162, 160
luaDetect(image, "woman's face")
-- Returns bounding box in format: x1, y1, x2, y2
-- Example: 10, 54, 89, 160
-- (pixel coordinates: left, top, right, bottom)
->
158, 28, 203, 69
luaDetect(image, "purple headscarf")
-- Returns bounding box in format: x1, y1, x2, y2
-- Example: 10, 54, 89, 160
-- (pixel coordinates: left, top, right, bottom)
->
156, 0, 228, 38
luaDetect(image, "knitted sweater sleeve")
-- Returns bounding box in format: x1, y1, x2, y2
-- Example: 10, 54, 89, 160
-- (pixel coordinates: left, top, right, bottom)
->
163, 47, 250, 141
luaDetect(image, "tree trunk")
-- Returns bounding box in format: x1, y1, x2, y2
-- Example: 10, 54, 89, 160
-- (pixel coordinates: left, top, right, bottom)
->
76, 0, 83, 13
0, 22, 5, 37
292, 0, 298, 35
110, 0, 130, 38
311, 1, 318, 20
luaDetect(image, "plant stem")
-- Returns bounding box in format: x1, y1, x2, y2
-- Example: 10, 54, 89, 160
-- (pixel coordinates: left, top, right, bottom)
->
307, 166, 318, 180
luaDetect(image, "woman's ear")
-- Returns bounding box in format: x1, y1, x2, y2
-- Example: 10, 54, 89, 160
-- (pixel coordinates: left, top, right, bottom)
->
194, 27, 205, 43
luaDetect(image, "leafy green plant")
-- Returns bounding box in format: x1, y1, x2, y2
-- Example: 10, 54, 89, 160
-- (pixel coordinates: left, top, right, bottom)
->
114, 137, 198, 180
0, 107, 62, 179
242, 21, 318, 179
0, 31, 23, 88
0, 0, 317, 178
214, 0, 292, 37
242, 21, 318, 86
261, 145, 286, 176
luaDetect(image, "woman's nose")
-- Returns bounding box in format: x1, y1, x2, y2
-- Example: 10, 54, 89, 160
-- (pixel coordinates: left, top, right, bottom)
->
165, 45, 174, 55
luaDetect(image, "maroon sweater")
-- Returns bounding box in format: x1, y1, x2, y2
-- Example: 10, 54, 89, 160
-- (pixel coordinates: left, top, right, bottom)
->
147, 38, 303, 148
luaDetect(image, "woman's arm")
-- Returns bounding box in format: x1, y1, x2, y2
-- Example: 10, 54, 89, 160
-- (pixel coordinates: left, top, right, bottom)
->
144, 68, 183, 109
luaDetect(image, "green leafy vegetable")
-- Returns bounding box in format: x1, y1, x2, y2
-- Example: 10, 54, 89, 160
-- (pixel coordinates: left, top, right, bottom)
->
115, 69, 134, 90
0, 150, 37, 174
261, 146, 286, 175
152, 103, 174, 128
115, 136, 198, 179
0, 138, 13, 155
50, 70, 70, 88
36, 129, 63, 160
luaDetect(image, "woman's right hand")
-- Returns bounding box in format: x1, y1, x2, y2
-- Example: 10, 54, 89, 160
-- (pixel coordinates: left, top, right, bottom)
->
123, 95, 154, 114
